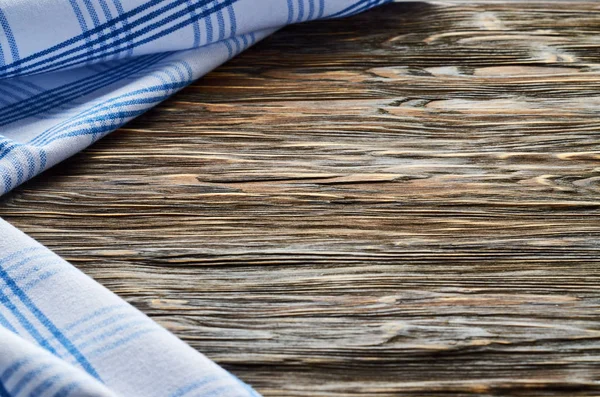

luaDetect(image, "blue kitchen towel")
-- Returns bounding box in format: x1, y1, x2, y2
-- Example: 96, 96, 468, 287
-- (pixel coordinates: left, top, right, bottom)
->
0, 1, 388, 396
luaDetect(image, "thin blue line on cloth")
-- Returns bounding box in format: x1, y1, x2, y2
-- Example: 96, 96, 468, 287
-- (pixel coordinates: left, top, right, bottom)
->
68, 0, 96, 61
0, 8, 20, 69
0, 86, 21, 103
286, 0, 294, 24
0, 53, 170, 127
30, 85, 191, 148
26, 57, 190, 144
0, 286, 59, 358
1, 358, 31, 385
52, 381, 80, 397
15, 0, 237, 76
0, 379, 9, 397
329, 0, 387, 18
10, 362, 53, 396
0, 256, 100, 380
3, 80, 38, 98
185, 0, 202, 47
0, 0, 175, 72
96, 0, 125, 60
0, 311, 18, 334
307, 0, 315, 21
29, 373, 63, 397
28, 82, 180, 147
29, 62, 193, 146
0, 0, 239, 78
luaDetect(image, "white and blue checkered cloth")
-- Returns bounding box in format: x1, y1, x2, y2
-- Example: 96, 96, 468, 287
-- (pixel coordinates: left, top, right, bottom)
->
0, 1, 388, 396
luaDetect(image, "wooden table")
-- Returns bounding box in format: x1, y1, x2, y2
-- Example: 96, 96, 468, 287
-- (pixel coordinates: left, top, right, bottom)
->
1, 2, 599, 395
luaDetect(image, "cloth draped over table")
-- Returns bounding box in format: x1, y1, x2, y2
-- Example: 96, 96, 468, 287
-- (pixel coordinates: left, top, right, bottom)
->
0, 1, 389, 396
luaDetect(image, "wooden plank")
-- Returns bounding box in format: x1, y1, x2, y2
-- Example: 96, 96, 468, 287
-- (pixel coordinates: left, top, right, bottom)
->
1, 2, 600, 395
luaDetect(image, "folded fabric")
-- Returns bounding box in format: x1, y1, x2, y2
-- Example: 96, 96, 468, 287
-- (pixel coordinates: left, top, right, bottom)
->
0, 0, 389, 196
0, 1, 389, 396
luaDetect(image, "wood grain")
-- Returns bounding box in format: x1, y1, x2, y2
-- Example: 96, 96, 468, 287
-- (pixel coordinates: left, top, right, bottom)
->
1, 2, 600, 395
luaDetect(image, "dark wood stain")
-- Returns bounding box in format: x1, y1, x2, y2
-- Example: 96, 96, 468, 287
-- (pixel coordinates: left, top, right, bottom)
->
1, 2, 600, 395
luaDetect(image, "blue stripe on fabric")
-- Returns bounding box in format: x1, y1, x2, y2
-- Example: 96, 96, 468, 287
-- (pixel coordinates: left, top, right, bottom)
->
21, 0, 236, 77
0, 265, 100, 380
78, 319, 149, 349
28, 68, 172, 141
30, 373, 63, 397
0, 287, 57, 356
331, 0, 389, 18
86, 328, 157, 358
45, 60, 193, 128
0, 167, 11, 193
30, 78, 183, 145
0, 9, 20, 71
70, 312, 133, 342
0, 311, 17, 333
227, 3, 239, 53
6, 149, 24, 189
97, 0, 122, 60
0, 0, 174, 72
10, 363, 52, 396
3, 250, 51, 275
6, 59, 162, 130
18, 145, 35, 183
233, 36, 241, 55
8, 253, 65, 288
297, 0, 305, 22
82, 0, 104, 58
328, 0, 370, 18
39, 148, 47, 170
0, 0, 238, 78
68, 0, 95, 60
21, 269, 62, 292
1, 358, 30, 383
0, 40, 6, 67
36, 87, 189, 146
0, 53, 168, 127
64, 305, 123, 332
307, 0, 315, 20
30, 70, 187, 146
0, 248, 41, 264
202, 2, 214, 44
227, 2, 237, 36
0, 379, 9, 397
345, 0, 387, 17
169, 377, 218, 397
0, 53, 162, 125
318, 0, 325, 18
0, 140, 21, 160
3, 81, 36, 98
52, 381, 79, 397
216, 7, 226, 41
112, 0, 134, 57
0, 81, 31, 100
40, 98, 177, 144
0, 87, 22, 103
15, 79, 44, 93
286, 0, 295, 24
0, 62, 193, 185
186, 0, 202, 47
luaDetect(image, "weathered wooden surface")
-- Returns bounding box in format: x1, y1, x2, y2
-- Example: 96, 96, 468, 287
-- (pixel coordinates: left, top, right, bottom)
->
1, 2, 600, 396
